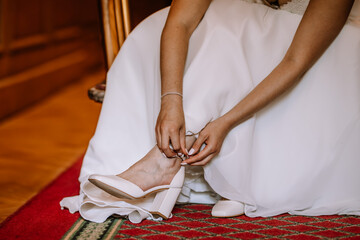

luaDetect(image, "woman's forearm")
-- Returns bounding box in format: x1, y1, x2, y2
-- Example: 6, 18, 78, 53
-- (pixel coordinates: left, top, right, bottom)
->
160, 0, 211, 98
221, 0, 354, 130
221, 59, 302, 129
160, 24, 190, 96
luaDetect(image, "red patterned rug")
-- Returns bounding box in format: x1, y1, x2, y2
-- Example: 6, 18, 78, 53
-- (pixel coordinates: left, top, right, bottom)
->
0, 158, 82, 240
1, 157, 360, 240
62, 205, 360, 240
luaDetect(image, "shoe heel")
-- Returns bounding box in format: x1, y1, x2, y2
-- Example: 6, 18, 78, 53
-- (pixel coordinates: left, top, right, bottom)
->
150, 187, 181, 219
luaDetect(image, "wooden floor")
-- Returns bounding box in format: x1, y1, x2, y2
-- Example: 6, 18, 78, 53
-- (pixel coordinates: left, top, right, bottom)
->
0, 70, 103, 223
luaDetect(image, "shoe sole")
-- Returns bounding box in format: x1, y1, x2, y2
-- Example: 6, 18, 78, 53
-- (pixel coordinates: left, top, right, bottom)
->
149, 211, 169, 219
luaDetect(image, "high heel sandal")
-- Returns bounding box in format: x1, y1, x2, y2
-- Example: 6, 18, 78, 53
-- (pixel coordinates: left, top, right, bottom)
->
88, 166, 185, 219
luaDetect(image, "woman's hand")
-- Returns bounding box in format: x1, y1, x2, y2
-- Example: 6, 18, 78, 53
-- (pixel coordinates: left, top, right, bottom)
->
182, 117, 231, 166
156, 96, 187, 157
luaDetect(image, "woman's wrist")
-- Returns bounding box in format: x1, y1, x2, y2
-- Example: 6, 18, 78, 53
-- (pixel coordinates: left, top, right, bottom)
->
217, 115, 234, 133
161, 94, 183, 108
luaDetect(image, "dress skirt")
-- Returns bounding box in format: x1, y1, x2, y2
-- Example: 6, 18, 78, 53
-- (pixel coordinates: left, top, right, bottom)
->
61, 0, 360, 223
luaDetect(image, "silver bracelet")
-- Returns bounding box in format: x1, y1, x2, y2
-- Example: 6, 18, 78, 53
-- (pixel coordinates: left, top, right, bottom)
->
161, 92, 183, 99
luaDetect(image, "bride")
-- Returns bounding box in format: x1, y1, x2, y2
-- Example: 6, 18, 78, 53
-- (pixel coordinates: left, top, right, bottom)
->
61, 0, 360, 223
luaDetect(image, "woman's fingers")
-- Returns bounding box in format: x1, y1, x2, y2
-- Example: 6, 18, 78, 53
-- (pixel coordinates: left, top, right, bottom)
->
161, 132, 176, 157
179, 118, 229, 165
180, 129, 187, 156
190, 153, 215, 166
183, 144, 214, 164
160, 127, 187, 157
188, 133, 206, 156
169, 130, 181, 152
155, 126, 161, 149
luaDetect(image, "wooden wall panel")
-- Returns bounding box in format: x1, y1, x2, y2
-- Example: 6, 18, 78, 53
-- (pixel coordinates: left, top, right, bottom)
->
0, 0, 104, 121
12, 0, 44, 39
0, 0, 8, 76
129, 0, 171, 29
52, 0, 80, 29
0, 0, 173, 121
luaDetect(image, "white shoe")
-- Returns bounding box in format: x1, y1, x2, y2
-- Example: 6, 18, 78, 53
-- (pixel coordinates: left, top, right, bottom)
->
88, 166, 185, 219
211, 200, 245, 217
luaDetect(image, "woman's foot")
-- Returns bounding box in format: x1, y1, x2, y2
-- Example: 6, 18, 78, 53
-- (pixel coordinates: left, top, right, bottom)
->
211, 199, 245, 217
117, 145, 182, 191
115, 135, 196, 191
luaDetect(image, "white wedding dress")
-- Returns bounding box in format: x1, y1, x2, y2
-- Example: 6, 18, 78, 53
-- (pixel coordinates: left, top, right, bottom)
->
61, 0, 360, 223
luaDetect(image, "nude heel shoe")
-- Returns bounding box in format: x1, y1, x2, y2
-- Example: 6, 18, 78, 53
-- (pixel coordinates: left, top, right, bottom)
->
211, 200, 245, 217
150, 187, 182, 219
88, 166, 185, 199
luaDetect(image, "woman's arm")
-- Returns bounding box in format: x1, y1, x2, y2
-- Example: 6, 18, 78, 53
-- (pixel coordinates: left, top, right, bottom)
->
156, 0, 212, 157
185, 0, 355, 165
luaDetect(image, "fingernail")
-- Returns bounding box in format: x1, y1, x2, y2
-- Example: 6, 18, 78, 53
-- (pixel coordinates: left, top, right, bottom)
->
162, 153, 167, 158
181, 162, 187, 166
177, 152, 182, 156
189, 148, 195, 155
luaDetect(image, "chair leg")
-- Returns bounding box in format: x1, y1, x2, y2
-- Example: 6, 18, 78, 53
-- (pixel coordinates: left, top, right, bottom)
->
88, 0, 129, 103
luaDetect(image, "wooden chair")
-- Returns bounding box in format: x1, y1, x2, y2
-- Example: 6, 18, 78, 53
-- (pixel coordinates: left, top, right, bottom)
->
101, 0, 131, 68
88, 0, 131, 103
